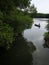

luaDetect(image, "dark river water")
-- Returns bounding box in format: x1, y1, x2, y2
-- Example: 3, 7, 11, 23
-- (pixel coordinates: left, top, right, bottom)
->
22, 18, 49, 65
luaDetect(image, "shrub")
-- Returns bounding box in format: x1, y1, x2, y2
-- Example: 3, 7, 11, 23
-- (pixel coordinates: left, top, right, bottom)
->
0, 20, 14, 49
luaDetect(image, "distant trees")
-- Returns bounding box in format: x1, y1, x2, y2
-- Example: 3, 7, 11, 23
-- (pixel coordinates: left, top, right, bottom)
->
31, 13, 49, 18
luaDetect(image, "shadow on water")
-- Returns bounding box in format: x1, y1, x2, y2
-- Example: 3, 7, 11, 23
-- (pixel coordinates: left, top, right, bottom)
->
0, 32, 36, 65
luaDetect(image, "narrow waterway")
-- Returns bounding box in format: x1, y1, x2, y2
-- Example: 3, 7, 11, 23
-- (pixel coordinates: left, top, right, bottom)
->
23, 18, 49, 65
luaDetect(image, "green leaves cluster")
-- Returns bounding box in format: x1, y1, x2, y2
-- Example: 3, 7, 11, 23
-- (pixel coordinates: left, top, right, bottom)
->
44, 32, 49, 39
0, 20, 14, 49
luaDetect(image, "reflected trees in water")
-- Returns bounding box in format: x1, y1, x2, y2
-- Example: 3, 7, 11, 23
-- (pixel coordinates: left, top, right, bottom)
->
0, 34, 36, 65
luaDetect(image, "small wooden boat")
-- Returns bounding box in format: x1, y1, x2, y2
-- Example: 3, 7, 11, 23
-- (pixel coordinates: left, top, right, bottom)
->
34, 23, 40, 27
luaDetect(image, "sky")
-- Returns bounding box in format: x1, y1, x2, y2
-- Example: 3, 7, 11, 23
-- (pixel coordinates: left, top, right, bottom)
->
31, 0, 49, 13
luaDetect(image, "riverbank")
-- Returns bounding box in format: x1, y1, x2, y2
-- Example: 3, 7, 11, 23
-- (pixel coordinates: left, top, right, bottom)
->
44, 32, 49, 48
44, 19, 49, 48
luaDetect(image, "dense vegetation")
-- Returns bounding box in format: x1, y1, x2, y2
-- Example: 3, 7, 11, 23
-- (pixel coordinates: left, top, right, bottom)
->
0, 0, 36, 65
0, 0, 35, 49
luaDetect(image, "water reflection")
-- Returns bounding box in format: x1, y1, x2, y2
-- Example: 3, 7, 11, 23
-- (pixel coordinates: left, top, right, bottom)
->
23, 18, 49, 65
0, 34, 36, 65
23, 18, 47, 49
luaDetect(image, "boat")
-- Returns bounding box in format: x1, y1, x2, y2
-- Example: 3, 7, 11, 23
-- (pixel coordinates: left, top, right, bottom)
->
34, 23, 40, 27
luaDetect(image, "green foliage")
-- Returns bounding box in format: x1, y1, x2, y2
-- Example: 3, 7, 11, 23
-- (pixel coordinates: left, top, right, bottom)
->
0, 20, 14, 49
16, 12, 32, 23
0, 0, 33, 49
7, 8, 32, 23
16, 13, 33, 33
44, 32, 49, 38
5, 8, 33, 33
0, 11, 3, 20
7, 8, 18, 21
0, 0, 14, 12
0, 0, 31, 12
14, 0, 31, 8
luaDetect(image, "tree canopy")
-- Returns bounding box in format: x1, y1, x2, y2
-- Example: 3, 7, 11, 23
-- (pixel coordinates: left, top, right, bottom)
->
0, 0, 33, 49
0, 0, 31, 12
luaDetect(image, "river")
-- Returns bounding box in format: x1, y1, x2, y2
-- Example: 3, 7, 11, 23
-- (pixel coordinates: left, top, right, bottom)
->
23, 18, 49, 65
